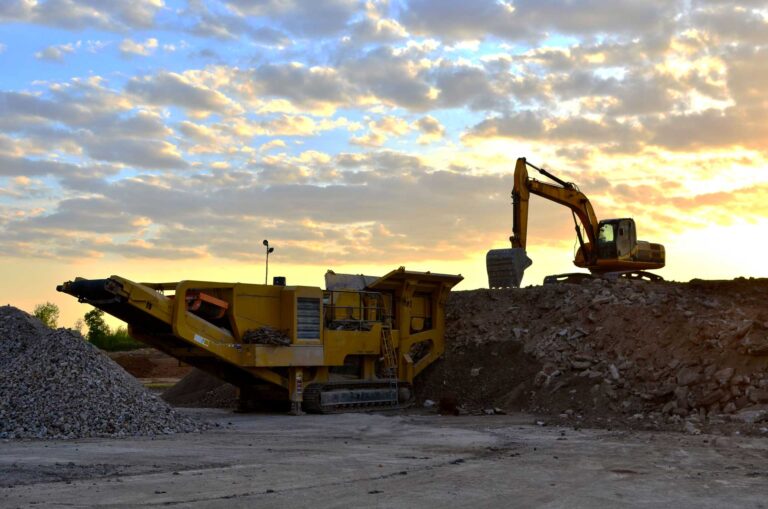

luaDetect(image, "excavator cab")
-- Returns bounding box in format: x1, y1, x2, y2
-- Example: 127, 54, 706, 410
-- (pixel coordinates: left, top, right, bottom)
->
596, 218, 637, 260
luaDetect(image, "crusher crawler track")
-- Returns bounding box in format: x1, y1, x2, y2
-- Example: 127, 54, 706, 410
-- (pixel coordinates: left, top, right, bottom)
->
303, 382, 413, 413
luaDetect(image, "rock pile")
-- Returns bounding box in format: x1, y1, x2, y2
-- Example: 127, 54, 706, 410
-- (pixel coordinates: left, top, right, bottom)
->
0, 306, 202, 439
418, 277, 768, 432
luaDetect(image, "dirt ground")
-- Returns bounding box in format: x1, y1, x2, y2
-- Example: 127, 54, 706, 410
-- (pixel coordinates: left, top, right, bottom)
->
2, 409, 768, 508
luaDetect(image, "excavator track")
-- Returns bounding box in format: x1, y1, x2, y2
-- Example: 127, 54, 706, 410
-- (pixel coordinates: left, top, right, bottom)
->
543, 271, 665, 285
303, 382, 413, 414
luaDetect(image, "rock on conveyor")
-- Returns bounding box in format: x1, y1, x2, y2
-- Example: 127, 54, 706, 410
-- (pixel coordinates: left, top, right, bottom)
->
0, 306, 202, 439
418, 277, 768, 432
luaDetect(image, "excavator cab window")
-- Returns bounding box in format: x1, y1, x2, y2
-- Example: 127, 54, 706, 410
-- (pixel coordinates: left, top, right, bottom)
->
598, 223, 614, 243
616, 219, 636, 258
597, 222, 617, 259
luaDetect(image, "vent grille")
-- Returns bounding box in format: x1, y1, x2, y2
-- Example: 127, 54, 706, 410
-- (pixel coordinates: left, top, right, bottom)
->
297, 298, 321, 339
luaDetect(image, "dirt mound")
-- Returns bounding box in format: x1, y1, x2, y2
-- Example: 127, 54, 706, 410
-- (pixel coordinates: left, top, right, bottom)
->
162, 369, 238, 408
109, 348, 192, 379
0, 306, 203, 439
418, 278, 768, 433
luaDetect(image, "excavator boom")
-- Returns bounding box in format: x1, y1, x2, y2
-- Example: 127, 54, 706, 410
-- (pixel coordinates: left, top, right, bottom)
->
511, 158, 599, 260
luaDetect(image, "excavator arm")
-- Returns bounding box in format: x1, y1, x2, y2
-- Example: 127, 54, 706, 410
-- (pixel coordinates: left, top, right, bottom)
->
511, 157, 600, 265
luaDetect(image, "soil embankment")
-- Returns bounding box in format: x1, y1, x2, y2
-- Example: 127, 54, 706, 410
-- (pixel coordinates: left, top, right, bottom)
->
418, 278, 768, 433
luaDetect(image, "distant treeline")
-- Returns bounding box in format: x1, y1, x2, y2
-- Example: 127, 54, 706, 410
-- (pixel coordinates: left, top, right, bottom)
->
33, 302, 143, 352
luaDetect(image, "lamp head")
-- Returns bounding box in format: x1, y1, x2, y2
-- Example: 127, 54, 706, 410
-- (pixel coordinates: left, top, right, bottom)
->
262, 239, 269, 247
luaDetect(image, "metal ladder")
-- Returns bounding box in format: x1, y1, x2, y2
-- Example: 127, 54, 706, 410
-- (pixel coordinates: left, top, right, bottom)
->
379, 299, 399, 407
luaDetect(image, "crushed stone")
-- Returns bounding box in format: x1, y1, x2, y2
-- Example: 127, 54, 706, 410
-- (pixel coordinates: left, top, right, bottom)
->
0, 306, 203, 440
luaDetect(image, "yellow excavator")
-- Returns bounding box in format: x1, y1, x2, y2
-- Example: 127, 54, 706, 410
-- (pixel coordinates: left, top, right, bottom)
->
487, 157, 665, 287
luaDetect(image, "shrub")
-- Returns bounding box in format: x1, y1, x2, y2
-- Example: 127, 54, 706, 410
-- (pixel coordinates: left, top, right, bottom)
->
83, 309, 144, 351
33, 302, 59, 328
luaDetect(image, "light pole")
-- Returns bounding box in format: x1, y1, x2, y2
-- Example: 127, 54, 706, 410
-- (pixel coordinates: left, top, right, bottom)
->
263, 239, 274, 284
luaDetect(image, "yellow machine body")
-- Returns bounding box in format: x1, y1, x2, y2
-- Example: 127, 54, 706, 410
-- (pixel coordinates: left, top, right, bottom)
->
58, 267, 462, 413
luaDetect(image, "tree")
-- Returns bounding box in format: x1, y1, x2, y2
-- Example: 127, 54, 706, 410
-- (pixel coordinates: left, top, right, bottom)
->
33, 302, 59, 329
84, 308, 110, 343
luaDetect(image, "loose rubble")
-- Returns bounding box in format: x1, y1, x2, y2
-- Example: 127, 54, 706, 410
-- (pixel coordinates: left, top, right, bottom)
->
162, 368, 238, 408
0, 306, 203, 439
242, 326, 291, 346
418, 277, 768, 434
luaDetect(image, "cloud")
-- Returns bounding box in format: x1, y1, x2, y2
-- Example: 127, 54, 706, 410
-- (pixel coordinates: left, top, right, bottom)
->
350, 115, 411, 147
81, 136, 187, 169
464, 111, 546, 140
177, 120, 218, 144
256, 114, 356, 137
349, 3, 408, 43
692, 3, 768, 46
226, 0, 358, 37
119, 37, 158, 57
349, 16, 408, 43
415, 115, 445, 144
259, 139, 286, 152
401, 0, 531, 41
402, 0, 675, 42
0, 82, 192, 170
24, 196, 143, 234
350, 131, 386, 147
464, 111, 646, 152
0, 176, 49, 199
0, 0, 164, 31
34, 43, 76, 61
2, 146, 766, 266
0, 155, 80, 177
340, 46, 434, 111
242, 63, 353, 114
126, 71, 238, 114
370, 116, 411, 136
647, 107, 768, 151
0, 84, 133, 130
432, 61, 508, 110
513, 0, 677, 36
183, 0, 290, 43
0, 148, 508, 262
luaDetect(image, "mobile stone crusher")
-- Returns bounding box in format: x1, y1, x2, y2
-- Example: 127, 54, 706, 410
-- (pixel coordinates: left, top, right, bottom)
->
58, 267, 462, 413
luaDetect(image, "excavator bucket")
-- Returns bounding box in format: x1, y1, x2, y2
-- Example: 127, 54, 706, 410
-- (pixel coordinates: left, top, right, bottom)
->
486, 248, 532, 288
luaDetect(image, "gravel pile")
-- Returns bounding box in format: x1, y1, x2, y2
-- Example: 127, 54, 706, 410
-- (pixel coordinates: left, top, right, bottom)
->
0, 306, 203, 439
418, 277, 768, 433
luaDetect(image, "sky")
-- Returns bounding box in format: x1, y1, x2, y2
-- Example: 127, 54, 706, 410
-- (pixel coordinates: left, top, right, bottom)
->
1, 0, 767, 328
